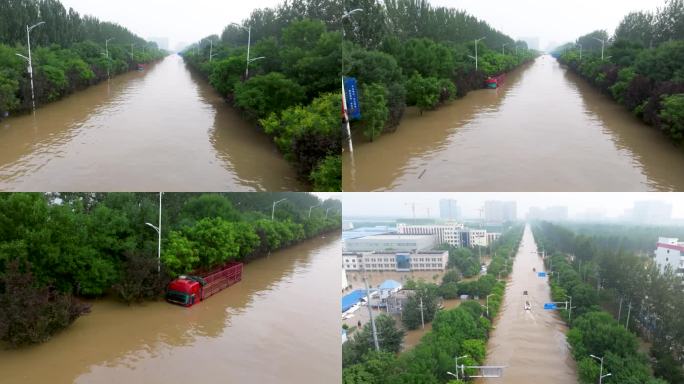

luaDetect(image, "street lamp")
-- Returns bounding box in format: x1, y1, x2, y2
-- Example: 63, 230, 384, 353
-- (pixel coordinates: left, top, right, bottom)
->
341, 8, 363, 154
325, 207, 335, 219
502, 43, 508, 55
468, 37, 486, 71
105, 38, 115, 79
454, 354, 468, 379
145, 192, 163, 273
271, 198, 287, 221
231, 22, 253, 79
130, 43, 136, 59
576, 43, 582, 61
486, 294, 495, 317
592, 37, 606, 61
14, 21, 45, 110
590, 354, 612, 384
309, 203, 322, 218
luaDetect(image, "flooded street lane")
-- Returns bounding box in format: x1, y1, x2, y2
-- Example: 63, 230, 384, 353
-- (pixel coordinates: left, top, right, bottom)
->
0, 55, 303, 191
0, 234, 339, 384
479, 225, 576, 383
343, 55, 684, 191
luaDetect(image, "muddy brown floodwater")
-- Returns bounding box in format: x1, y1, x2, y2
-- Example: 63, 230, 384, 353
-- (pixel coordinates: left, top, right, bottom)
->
0, 234, 339, 384
343, 55, 684, 191
478, 225, 576, 383
0, 55, 304, 191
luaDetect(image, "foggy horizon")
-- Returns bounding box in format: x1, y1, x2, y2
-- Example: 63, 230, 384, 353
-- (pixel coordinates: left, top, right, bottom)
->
342, 193, 684, 221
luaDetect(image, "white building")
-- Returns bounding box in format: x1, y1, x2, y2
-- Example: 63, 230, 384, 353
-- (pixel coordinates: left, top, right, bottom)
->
469, 229, 488, 247
342, 250, 449, 272
397, 223, 464, 247
487, 232, 501, 245
654, 237, 684, 277
344, 234, 436, 252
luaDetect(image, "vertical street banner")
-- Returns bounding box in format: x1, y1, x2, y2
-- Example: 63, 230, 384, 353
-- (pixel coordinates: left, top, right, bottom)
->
343, 76, 361, 120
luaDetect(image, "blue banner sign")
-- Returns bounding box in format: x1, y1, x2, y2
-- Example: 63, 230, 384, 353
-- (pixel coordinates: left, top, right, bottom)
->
544, 303, 557, 310
537, 272, 546, 277
344, 77, 361, 120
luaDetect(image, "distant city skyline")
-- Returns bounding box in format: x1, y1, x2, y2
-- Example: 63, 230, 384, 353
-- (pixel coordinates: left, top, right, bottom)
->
343, 193, 684, 222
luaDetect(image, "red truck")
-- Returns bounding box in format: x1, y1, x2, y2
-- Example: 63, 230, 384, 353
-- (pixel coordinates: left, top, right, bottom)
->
165, 262, 243, 307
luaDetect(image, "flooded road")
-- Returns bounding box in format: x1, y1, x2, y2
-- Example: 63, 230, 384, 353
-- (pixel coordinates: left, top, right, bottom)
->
0, 55, 303, 191
343, 55, 684, 191
0, 234, 339, 384
479, 225, 576, 383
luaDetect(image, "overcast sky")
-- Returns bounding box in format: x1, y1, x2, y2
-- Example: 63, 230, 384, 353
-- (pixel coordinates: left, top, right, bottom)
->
58, 0, 662, 51
342, 193, 684, 220
59, 0, 283, 50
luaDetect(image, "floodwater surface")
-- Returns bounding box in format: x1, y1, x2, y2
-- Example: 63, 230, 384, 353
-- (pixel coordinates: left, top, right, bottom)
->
343, 55, 684, 191
0, 234, 339, 384
478, 225, 577, 383
0, 55, 303, 191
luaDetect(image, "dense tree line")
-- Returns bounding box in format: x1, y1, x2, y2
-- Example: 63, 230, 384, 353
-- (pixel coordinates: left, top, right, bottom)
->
0, 192, 341, 347
0, 0, 166, 117
554, 0, 684, 144
342, 224, 523, 383
183, 12, 341, 191
342, 0, 538, 142
533, 221, 684, 383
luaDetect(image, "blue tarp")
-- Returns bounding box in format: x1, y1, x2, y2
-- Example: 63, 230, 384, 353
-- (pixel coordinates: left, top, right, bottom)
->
379, 280, 402, 290
342, 289, 366, 312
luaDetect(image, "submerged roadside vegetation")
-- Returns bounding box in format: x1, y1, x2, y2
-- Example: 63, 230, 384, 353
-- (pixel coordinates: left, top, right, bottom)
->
533, 221, 684, 384
342, 225, 523, 384
182, 0, 343, 191
0, 192, 341, 348
554, 0, 684, 145
0, 0, 167, 117
341, 0, 538, 143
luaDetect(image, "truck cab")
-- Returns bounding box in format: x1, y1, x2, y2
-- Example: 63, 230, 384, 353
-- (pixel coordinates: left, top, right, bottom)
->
166, 276, 204, 307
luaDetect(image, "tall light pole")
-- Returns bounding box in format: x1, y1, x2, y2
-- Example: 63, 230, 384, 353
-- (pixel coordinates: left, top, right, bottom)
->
361, 264, 380, 351
145, 192, 163, 273
486, 294, 495, 317
325, 207, 334, 219
502, 43, 508, 55
309, 203, 322, 218
454, 354, 468, 379
130, 43, 136, 60
341, 8, 363, 154
590, 354, 612, 384
468, 37, 486, 71
272, 198, 287, 221
231, 23, 253, 79
576, 43, 582, 60
105, 38, 115, 79
592, 37, 606, 60
15, 21, 45, 110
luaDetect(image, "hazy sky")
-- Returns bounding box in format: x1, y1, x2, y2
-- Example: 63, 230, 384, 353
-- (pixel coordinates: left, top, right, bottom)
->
430, 0, 662, 49
342, 193, 684, 220
58, 0, 662, 51
59, 0, 283, 49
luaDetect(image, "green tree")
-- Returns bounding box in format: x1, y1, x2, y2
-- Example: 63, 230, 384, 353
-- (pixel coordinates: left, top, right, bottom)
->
361, 83, 389, 141
233, 72, 306, 120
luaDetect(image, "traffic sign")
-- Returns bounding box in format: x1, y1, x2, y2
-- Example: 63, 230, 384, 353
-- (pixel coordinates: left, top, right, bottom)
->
537, 272, 546, 277
544, 303, 557, 310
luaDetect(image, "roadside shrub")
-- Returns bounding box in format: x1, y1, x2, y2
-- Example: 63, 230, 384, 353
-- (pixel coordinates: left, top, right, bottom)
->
360, 83, 389, 142
0, 260, 91, 347
310, 155, 341, 192
405, 73, 440, 114
234, 72, 306, 120
658, 93, 684, 142
113, 251, 173, 304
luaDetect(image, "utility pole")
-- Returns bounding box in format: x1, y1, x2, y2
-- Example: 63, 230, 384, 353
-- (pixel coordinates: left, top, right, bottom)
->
617, 297, 623, 323
15, 21, 45, 110
105, 38, 114, 79
419, 296, 425, 329
468, 37, 486, 71
502, 43, 508, 55
626, 301, 632, 329
145, 192, 162, 273
592, 37, 606, 61
362, 265, 380, 351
